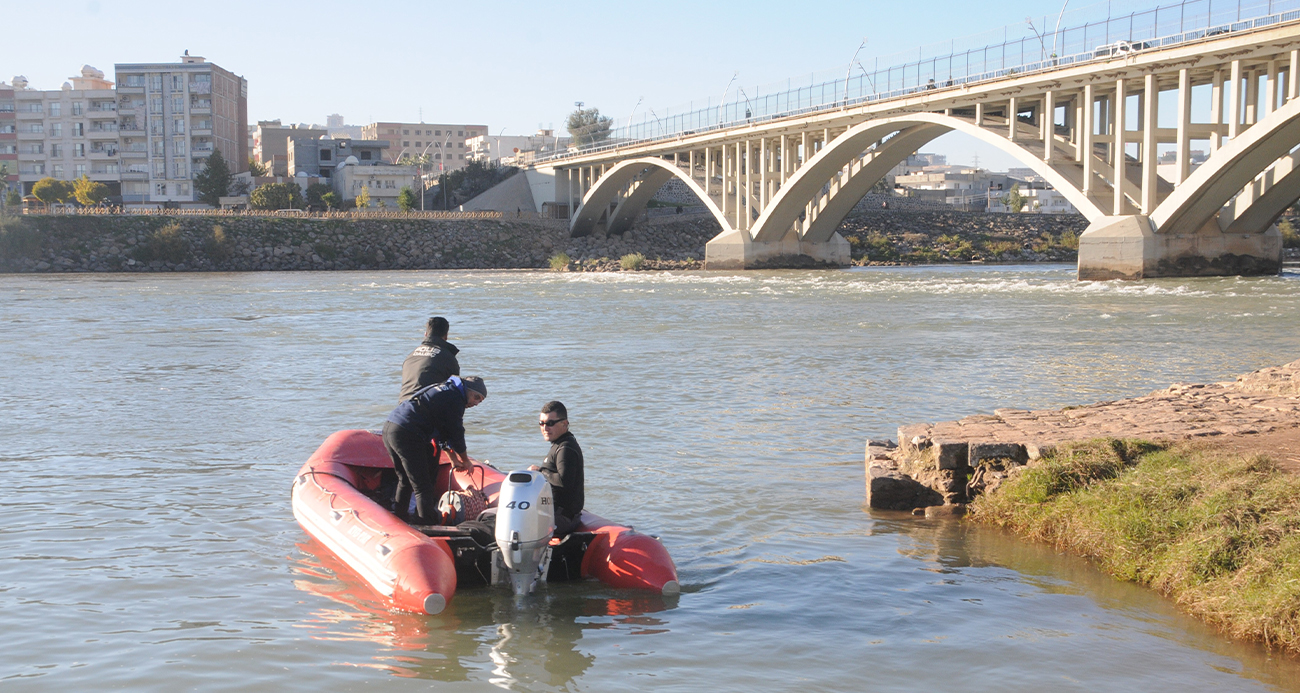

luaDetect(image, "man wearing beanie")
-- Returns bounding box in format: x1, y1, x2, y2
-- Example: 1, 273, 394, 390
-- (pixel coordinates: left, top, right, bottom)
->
383, 375, 487, 524
399, 316, 460, 402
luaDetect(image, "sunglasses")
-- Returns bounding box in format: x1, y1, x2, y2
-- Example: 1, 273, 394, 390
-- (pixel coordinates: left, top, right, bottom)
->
538, 418, 567, 427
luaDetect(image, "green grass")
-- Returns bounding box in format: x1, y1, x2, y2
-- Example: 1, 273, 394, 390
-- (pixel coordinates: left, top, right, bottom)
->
973, 439, 1300, 652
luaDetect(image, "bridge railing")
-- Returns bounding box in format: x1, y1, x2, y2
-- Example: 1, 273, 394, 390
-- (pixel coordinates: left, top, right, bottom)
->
542, 0, 1300, 165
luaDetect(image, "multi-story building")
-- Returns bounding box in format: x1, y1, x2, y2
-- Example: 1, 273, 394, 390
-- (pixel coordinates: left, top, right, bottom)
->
286, 136, 388, 178
13, 67, 120, 197
0, 81, 16, 195
360, 121, 488, 172
114, 53, 247, 204
467, 130, 569, 166
253, 120, 326, 176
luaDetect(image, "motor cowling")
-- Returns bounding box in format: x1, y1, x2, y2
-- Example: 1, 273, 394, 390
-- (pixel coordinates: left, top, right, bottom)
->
494, 470, 556, 596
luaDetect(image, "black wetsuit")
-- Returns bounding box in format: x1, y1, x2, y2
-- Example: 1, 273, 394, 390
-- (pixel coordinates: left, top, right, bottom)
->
398, 338, 460, 402
538, 431, 584, 536
383, 377, 468, 523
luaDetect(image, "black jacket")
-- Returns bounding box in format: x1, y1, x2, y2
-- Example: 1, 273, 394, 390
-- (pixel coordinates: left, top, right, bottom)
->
399, 338, 460, 402
386, 378, 468, 455
539, 431, 584, 519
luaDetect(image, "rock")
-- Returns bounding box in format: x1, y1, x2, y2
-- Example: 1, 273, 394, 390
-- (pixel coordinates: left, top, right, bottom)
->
865, 459, 944, 511
934, 440, 969, 470
924, 503, 967, 518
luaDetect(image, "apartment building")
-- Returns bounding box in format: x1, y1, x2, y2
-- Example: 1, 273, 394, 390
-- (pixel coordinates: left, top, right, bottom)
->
0, 82, 15, 194
12, 68, 121, 196
114, 54, 247, 204
253, 120, 326, 176
359, 121, 487, 172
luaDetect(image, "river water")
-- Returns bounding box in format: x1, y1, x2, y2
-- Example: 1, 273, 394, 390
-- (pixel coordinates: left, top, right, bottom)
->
3, 264, 1299, 691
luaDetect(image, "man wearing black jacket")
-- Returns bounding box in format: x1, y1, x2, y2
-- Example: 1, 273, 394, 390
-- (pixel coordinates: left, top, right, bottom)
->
529, 400, 584, 537
384, 375, 487, 524
399, 317, 460, 402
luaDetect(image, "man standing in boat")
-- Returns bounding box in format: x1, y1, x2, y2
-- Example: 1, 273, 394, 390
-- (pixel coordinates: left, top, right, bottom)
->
530, 401, 584, 537
384, 375, 487, 524
399, 317, 460, 402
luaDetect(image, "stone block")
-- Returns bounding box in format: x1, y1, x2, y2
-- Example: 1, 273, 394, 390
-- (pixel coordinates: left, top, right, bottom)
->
1025, 442, 1056, 460
897, 425, 930, 454
924, 503, 967, 519
865, 461, 943, 511
934, 440, 969, 470
968, 442, 1028, 467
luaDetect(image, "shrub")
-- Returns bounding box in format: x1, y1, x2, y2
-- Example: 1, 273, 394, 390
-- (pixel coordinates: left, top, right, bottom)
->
397, 186, 417, 212
203, 224, 232, 262
32, 177, 74, 205
249, 183, 303, 210
1280, 217, 1300, 248
304, 183, 334, 211
73, 175, 109, 206
0, 217, 42, 260
134, 223, 189, 264
619, 252, 646, 270
548, 252, 571, 271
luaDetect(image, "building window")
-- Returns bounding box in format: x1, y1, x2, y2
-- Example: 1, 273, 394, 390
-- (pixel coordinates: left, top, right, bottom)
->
153, 140, 165, 156
385, 179, 394, 188
50, 144, 62, 157
52, 164, 63, 178
171, 75, 184, 91
50, 123, 62, 136
153, 161, 165, 177
415, 141, 421, 147
75, 164, 86, 177
156, 183, 168, 196
74, 143, 85, 157
177, 182, 189, 196
403, 129, 409, 135
319, 149, 331, 161
457, 131, 462, 137
150, 74, 163, 91
27, 123, 42, 134
173, 138, 185, 155
123, 75, 144, 87
48, 102, 61, 117
360, 151, 371, 160
72, 102, 83, 116
403, 141, 409, 147
459, 154, 464, 159
171, 95, 184, 112
105, 163, 119, 174
173, 161, 186, 179
73, 122, 84, 136
434, 153, 441, 159
173, 118, 185, 134
150, 96, 162, 113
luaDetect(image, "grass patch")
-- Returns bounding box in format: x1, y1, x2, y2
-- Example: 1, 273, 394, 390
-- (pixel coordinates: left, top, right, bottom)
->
619, 252, 646, 270
203, 224, 232, 262
548, 252, 571, 271
973, 438, 1300, 652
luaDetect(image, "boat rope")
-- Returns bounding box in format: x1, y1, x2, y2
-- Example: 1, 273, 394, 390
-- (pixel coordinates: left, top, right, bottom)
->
300, 468, 395, 539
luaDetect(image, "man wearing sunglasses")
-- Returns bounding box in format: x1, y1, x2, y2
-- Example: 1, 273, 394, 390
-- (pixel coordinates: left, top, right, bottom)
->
383, 375, 487, 524
399, 316, 461, 403
529, 401, 584, 537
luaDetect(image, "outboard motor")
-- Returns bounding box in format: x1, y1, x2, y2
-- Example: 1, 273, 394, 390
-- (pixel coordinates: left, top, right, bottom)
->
494, 470, 556, 596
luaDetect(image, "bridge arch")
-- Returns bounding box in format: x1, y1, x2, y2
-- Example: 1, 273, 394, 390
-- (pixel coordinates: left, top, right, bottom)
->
569, 157, 727, 237
751, 112, 1110, 244
1152, 95, 1300, 235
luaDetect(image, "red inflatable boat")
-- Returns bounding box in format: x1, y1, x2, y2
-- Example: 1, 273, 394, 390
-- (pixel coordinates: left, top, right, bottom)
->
291, 429, 679, 614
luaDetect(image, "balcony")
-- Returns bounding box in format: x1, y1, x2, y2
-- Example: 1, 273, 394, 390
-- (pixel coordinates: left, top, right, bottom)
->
15, 108, 43, 119
117, 85, 144, 94
17, 129, 44, 139
189, 100, 211, 114
89, 148, 119, 159
88, 127, 118, 137
189, 81, 211, 95
120, 169, 148, 180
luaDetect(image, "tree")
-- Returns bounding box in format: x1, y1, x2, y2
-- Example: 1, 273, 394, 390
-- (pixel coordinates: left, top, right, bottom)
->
397, 186, 417, 211
566, 106, 612, 147
1002, 183, 1026, 213
32, 177, 74, 205
73, 175, 109, 206
193, 148, 233, 206
355, 186, 371, 209
304, 183, 334, 211
321, 191, 340, 211
4, 189, 20, 208
248, 182, 303, 210
247, 157, 268, 177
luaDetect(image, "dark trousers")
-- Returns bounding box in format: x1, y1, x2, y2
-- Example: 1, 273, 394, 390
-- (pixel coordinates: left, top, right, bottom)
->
554, 510, 581, 538
382, 421, 445, 524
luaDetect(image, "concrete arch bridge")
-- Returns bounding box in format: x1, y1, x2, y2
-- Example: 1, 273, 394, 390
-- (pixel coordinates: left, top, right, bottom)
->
545, 12, 1300, 278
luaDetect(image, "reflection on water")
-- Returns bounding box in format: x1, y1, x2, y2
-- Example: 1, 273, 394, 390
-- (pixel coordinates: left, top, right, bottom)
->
292, 539, 671, 687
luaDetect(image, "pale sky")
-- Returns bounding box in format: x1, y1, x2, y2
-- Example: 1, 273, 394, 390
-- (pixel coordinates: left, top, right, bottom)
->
2, 0, 1134, 171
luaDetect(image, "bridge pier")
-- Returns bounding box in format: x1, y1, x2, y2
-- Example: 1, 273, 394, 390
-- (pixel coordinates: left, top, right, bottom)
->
1077, 216, 1283, 281
704, 228, 851, 269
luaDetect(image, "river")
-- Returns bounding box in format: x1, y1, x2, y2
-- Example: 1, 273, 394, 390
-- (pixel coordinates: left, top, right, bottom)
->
2, 264, 1299, 691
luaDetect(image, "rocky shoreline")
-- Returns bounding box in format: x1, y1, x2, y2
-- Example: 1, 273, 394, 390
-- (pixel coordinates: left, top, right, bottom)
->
865, 359, 1300, 514
0, 210, 1105, 274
